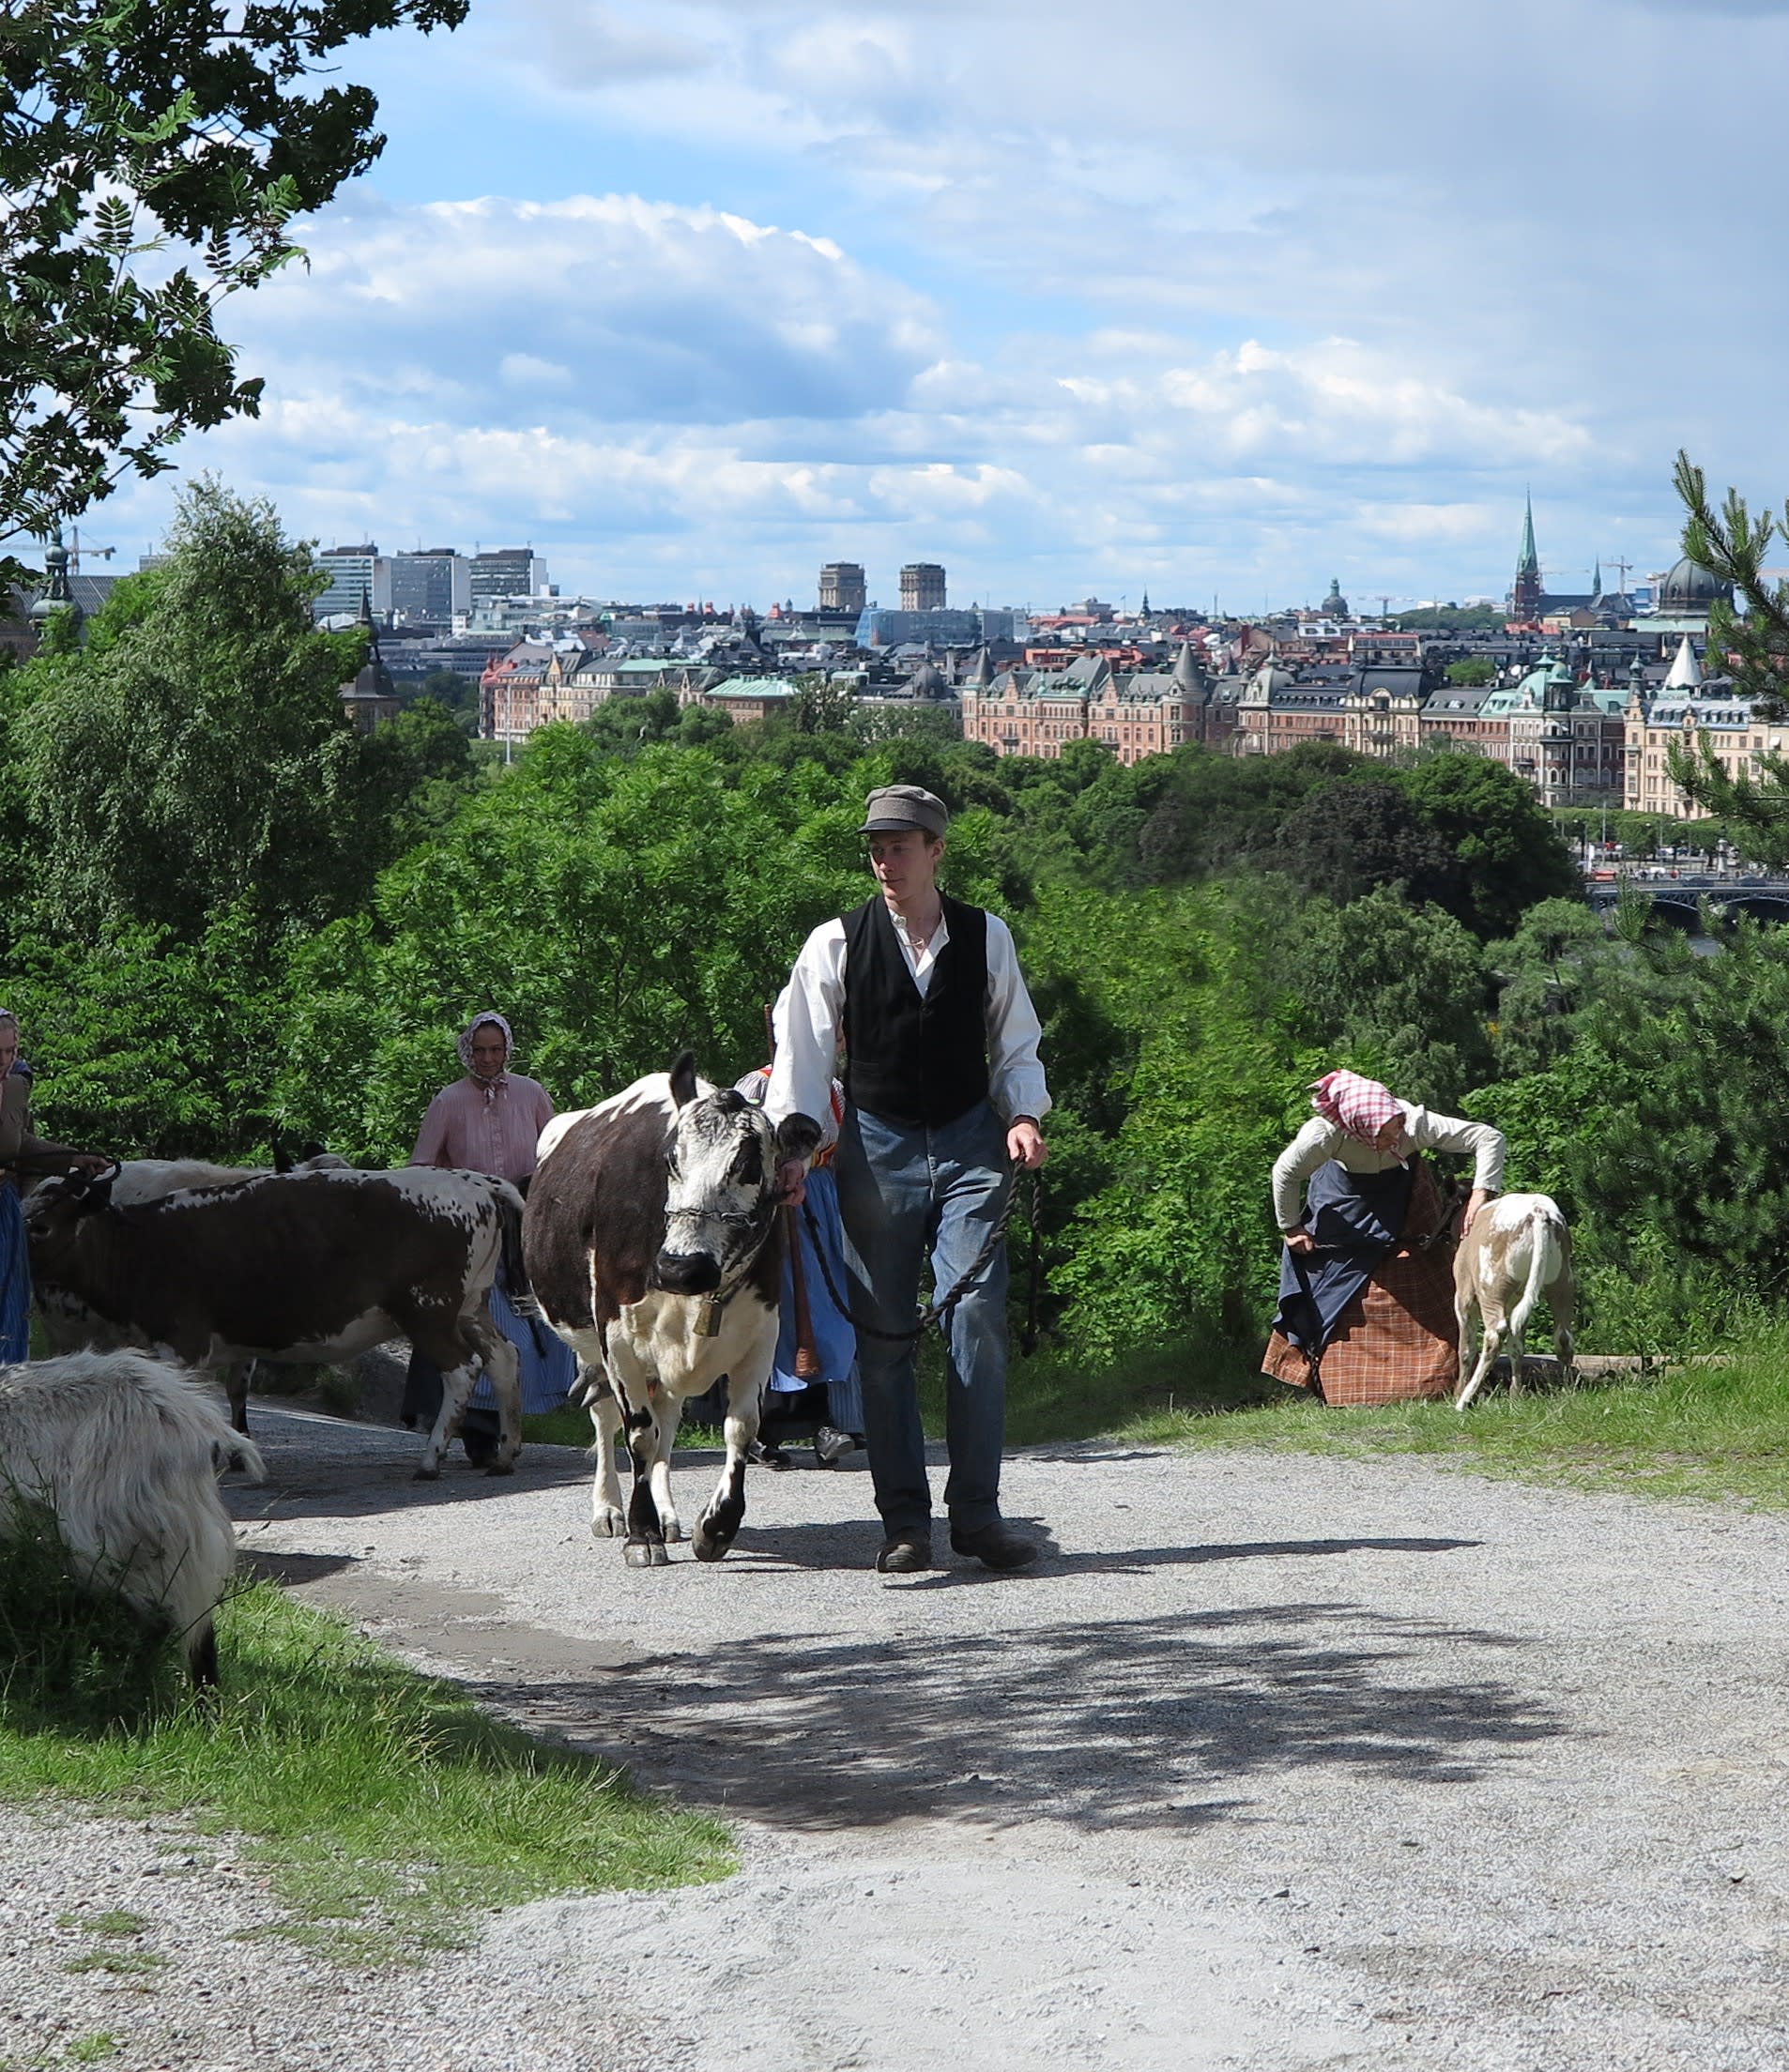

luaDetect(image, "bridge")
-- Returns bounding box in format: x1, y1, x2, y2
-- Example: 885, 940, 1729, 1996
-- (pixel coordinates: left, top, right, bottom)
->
1584, 874, 1789, 932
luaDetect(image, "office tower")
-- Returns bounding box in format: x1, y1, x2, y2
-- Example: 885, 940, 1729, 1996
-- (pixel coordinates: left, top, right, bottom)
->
819, 562, 866, 613
900, 562, 946, 611
390, 549, 471, 625
314, 545, 391, 618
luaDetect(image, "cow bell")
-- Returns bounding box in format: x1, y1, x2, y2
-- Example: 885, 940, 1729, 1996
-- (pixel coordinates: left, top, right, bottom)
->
695, 1296, 724, 1337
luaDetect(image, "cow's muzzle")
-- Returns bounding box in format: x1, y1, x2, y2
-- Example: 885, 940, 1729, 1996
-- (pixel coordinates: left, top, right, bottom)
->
654, 1250, 722, 1297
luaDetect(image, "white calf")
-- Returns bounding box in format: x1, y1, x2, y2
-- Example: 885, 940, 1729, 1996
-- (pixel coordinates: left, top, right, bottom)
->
1453, 1194, 1577, 1411
0, 1350, 264, 1684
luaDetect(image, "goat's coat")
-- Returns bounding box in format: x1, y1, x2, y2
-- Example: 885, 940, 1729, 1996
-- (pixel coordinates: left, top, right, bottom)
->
1453, 1194, 1577, 1410
524, 1057, 819, 1567
0, 1349, 262, 1684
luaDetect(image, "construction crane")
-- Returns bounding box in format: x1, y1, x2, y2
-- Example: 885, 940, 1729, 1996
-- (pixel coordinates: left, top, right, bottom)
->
68, 527, 116, 573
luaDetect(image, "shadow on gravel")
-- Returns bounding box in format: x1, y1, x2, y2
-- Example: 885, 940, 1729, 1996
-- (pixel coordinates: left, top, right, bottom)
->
225, 1429, 591, 1526
241, 1549, 362, 1587
514, 1595, 1566, 1836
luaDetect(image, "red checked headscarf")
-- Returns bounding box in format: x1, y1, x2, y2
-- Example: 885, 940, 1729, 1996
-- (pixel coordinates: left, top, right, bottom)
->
1310, 1070, 1403, 1148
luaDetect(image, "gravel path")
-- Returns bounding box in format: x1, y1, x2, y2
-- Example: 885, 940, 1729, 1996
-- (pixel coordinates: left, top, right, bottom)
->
9, 1408, 1789, 2070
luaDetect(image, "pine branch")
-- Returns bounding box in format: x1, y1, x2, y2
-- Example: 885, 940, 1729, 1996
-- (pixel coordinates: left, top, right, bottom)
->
1674, 449, 1789, 720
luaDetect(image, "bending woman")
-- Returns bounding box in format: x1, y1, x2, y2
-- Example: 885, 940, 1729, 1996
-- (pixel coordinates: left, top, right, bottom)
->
1262, 1069, 1505, 1408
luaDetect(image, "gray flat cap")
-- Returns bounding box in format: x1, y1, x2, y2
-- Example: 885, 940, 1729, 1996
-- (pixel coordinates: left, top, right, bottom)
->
860, 785, 949, 838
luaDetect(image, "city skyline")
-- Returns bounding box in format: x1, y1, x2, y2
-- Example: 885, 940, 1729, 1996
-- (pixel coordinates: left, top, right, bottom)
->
87, 0, 1789, 607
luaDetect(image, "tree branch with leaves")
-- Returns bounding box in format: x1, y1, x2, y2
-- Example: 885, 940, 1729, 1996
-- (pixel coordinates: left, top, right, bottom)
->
0, 0, 467, 588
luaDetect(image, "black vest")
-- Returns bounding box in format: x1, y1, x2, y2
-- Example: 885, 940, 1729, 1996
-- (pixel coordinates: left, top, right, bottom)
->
842, 894, 990, 1129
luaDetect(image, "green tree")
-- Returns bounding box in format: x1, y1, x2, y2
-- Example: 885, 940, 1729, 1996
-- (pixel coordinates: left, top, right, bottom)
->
1392, 754, 1581, 938
0, 0, 467, 575
1280, 886, 1491, 1105
1038, 887, 1314, 1358
1445, 658, 1494, 687
1273, 778, 1464, 913
18, 479, 382, 937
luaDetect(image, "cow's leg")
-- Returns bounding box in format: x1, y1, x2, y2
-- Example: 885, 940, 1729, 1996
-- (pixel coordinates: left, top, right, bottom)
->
414, 1318, 481, 1480
622, 1396, 668, 1567
1454, 1293, 1503, 1411
609, 1352, 668, 1567
587, 1379, 627, 1539
190, 1617, 220, 1691
1548, 1271, 1577, 1385
222, 1363, 250, 1438
650, 1388, 685, 1544
694, 1367, 762, 1563
479, 1318, 523, 1474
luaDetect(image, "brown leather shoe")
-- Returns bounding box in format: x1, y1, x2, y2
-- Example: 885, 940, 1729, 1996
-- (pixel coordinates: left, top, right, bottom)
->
950, 1520, 1039, 1571
876, 1529, 932, 1574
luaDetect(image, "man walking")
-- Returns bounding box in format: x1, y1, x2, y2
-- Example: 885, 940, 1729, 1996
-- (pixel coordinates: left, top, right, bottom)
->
766, 785, 1049, 1573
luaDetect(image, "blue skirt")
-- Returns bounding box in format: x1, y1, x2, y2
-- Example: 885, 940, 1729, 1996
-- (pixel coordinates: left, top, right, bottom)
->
0, 1185, 27, 1364
468, 1276, 580, 1415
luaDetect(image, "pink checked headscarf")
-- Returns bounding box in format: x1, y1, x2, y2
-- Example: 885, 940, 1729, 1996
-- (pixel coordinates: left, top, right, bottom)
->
1310, 1070, 1404, 1148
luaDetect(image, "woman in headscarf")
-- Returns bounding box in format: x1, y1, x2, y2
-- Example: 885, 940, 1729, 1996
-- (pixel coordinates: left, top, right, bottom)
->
1262, 1069, 1506, 1407
401, 1012, 577, 1456
0, 1010, 108, 1362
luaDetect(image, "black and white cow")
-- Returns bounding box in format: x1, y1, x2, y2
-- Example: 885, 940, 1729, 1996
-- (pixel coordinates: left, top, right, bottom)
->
26, 1166, 527, 1477
524, 1054, 820, 1568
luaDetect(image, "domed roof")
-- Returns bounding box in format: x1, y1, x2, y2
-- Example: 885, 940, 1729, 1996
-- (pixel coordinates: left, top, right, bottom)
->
910, 661, 947, 698
1659, 556, 1731, 611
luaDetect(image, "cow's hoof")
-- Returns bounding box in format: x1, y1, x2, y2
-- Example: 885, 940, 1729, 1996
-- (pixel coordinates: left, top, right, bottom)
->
591, 1510, 624, 1540
483, 1460, 516, 1478
692, 1522, 737, 1562
412, 1464, 441, 1483
624, 1539, 669, 1569
662, 1516, 683, 1545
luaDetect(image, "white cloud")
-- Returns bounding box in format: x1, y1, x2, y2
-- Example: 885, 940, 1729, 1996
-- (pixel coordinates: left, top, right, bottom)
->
112, 0, 1789, 603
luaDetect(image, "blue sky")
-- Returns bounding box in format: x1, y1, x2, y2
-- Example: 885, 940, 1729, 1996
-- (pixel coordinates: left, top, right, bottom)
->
103, 0, 1789, 612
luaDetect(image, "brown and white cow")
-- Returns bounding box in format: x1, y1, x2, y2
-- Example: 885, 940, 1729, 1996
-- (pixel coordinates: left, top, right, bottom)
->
1453, 1193, 1577, 1410
36, 1156, 354, 1388
25, 1166, 527, 1477
524, 1054, 820, 1568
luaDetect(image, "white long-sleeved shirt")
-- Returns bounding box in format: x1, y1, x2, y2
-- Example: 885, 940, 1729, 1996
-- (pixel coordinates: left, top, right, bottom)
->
764, 905, 1051, 1134
1271, 1105, 1506, 1234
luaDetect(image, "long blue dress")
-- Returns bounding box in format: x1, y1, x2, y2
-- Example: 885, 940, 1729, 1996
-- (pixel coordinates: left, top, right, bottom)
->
770, 1166, 862, 1432
0, 1184, 30, 1364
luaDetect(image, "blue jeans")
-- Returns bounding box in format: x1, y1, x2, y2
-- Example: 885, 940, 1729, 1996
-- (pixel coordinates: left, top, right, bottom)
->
833, 1100, 1014, 1534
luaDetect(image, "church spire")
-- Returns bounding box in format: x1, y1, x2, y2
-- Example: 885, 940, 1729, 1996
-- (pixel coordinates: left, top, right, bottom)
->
1512, 491, 1543, 620
1592, 557, 1603, 602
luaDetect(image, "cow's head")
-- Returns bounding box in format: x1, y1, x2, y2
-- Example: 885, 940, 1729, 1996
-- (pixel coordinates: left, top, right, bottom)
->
653, 1051, 821, 1297
23, 1162, 122, 1268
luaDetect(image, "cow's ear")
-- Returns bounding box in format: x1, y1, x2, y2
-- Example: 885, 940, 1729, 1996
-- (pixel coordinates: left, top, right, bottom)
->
775, 1113, 823, 1164
668, 1051, 699, 1109
69, 1162, 119, 1214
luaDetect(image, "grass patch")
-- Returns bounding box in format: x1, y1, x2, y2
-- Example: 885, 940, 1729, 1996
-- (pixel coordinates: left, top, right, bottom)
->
523, 1403, 726, 1452
62, 1950, 166, 1977
0, 1578, 733, 1964
57, 1912, 148, 1937
521, 1402, 596, 1450
66, 2037, 121, 2064
1065, 1330, 1789, 1510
